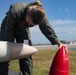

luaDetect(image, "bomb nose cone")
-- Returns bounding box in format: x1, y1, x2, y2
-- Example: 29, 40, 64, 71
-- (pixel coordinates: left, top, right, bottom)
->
9, 43, 38, 60
49, 46, 69, 75
22, 44, 38, 55
0, 41, 38, 62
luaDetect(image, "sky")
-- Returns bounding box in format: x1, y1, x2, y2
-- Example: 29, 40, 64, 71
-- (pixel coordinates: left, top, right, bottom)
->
0, 0, 76, 44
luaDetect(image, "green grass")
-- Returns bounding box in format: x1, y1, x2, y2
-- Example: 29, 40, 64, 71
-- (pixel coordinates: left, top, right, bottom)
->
9, 49, 76, 75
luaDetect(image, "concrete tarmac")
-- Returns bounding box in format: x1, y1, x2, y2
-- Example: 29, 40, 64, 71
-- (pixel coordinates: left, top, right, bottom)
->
33, 44, 76, 50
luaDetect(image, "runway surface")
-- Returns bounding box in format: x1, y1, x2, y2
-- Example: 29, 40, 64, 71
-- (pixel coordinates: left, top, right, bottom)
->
33, 44, 76, 50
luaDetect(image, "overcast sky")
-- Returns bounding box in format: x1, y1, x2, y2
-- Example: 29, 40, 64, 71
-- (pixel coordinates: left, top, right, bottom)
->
0, 0, 76, 44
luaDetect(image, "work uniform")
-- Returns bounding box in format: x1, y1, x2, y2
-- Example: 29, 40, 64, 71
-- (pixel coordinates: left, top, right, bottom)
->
0, 2, 60, 75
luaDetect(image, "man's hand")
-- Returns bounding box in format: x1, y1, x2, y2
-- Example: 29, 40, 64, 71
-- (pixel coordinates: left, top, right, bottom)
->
57, 42, 69, 53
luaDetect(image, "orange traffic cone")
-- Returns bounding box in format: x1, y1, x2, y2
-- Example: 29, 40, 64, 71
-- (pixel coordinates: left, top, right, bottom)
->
49, 46, 69, 75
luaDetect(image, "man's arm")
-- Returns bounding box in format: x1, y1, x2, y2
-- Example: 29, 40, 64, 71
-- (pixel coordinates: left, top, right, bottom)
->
39, 16, 60, 45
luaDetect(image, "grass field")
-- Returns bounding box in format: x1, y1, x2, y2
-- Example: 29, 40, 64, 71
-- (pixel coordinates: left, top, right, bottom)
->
9, 49, 76, 75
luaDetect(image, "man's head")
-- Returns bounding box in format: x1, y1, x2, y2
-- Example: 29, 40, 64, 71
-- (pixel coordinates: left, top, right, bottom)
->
26, 1, 45, 27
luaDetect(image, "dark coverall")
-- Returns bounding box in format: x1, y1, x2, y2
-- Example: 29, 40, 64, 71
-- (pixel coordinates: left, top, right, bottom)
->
0, 2, 60, 75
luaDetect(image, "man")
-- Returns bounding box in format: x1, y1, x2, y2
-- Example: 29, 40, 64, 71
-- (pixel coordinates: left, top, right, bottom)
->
0, 1, 68, 75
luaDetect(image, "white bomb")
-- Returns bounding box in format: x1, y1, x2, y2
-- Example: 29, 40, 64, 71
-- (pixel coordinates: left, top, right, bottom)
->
0, 41, 38, 62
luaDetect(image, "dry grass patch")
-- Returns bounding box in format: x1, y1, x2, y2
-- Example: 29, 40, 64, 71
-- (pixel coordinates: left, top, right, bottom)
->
9, 49, 76, 75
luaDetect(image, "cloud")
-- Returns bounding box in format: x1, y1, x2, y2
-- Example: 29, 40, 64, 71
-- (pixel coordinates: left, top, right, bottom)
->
49, 19, 76, 40
29, 26, 50, 44
29, 26, 39, 32
68, 31, 75, 35
50, 19, 76, 25
65, 8, 69, 14
65, 8, 70, 18
58, 7, 70, 19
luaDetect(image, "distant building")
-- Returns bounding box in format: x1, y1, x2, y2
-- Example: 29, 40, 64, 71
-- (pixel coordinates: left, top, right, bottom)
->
68, 42, 73, 44
60, 40, 68, 44
61, 40, 76, 44
73, 42, 76, 44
